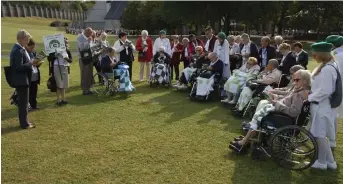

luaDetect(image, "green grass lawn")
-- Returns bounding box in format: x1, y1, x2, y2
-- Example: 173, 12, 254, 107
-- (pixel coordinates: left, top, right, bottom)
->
1, 17, 343, 184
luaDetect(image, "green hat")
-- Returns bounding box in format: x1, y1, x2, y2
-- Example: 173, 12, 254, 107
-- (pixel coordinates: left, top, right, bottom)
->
159, 30, 166, 35
217, 32, 226, 40
326, 35, 343, 47
311, 42, 333, 52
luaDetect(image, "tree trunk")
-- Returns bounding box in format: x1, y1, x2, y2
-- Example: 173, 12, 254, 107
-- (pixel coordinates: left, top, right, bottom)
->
277, 2, 288, 35
196, 21, 202, 36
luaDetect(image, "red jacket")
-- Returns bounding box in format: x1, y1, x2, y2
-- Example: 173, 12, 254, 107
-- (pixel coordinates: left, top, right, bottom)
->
136, 36, 153, 62
170, 41, 183, 65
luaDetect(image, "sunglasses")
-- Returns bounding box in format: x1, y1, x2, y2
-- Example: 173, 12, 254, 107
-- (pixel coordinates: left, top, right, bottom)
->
293, 78, 301, 82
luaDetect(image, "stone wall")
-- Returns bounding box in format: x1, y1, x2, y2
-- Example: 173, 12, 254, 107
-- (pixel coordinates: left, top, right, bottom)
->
1, 2, 87, 20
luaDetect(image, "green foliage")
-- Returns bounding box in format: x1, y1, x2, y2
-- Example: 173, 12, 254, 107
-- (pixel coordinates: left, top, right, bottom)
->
121, 1, 343, 35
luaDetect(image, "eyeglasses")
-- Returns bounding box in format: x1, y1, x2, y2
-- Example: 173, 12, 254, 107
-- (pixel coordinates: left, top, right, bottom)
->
293, 78, 301, 82
247, 62, 254, 65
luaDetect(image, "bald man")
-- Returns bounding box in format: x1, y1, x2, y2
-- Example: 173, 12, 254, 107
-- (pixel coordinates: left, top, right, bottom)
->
77, 27, 94, 95
207, 52, 224, 79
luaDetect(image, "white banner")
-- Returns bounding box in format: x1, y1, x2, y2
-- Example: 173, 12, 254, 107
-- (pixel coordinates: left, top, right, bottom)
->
43, 34, 66, 54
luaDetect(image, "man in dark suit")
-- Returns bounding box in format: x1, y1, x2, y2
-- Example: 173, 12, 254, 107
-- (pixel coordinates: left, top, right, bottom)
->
278, 43, 296, 75
258, 36, 277, 70
293, 42, 309, 69
10, 30, 38, 129
204, 26, 217, 53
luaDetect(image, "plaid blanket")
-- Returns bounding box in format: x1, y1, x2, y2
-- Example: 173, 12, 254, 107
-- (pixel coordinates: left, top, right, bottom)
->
150, 63, 170, 84
114, 68, 135, 92
196, 75, 215, 96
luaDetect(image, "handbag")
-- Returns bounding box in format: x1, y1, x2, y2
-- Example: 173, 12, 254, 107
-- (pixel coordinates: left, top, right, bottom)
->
4, 66, 15, 88
80, 49, 93, 65
47, 76, 57, 92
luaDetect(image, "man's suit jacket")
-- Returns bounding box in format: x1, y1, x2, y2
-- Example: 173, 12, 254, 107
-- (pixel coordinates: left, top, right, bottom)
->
240, 42, 259, 59
279, 52, 296, 75
207, 35, 217, 53
296, 51, 309, 69
258, 45, 277, 67
10, 44, 32, 87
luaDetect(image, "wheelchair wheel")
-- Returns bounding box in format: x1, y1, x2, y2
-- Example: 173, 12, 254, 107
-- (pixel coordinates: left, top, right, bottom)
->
189, 82, 197, 101
251, 144, 266, 161
269, 125, 318, 171
91, 73, 109, 95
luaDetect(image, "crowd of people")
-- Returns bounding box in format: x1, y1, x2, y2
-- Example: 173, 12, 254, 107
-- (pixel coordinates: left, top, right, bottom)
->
8, 26, 343, 171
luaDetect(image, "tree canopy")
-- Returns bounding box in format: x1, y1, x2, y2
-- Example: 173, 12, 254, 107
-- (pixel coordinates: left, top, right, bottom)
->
121, 1, 343, 38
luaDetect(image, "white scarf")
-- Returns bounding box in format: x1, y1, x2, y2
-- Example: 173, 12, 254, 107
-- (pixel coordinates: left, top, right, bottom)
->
120, 39, 129, 55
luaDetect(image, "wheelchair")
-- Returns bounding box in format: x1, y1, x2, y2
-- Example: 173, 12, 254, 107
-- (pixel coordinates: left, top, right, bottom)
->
91, 62, 128, 96
238, 74, 290, 119
149, 60, 172, 88
234, 101, 318, 171
189, 70, 226, 101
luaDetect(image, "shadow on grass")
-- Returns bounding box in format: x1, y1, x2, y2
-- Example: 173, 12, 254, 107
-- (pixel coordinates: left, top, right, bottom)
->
229, 154, 293, 184
1, 126, 23, 135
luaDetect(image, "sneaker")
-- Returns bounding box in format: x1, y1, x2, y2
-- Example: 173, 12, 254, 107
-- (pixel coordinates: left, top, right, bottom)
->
178, 84, 188, 90
228, 100, 236, 105
311, 160, 327, 170
327, 162, 337, 170
56, 101, 63, 106
139, 79, 144, 82
221, 98, 230, 103
329, 141, 336, 148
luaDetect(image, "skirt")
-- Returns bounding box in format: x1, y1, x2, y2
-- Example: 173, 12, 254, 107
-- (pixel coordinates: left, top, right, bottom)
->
54, 65, 69, 89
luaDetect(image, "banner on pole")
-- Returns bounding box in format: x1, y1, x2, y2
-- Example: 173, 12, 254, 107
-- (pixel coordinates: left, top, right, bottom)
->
43, 34, 66, 54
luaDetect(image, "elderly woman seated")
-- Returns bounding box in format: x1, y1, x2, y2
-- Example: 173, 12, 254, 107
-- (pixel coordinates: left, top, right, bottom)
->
221, 57, 260, 104
229, 69, 311, 152
234, 59, 282, 113
174, 46, 208, 90
150, 46, 171, 84
100, 47, 119, 76
152, 46, 171, 64
268, 65, 304, 97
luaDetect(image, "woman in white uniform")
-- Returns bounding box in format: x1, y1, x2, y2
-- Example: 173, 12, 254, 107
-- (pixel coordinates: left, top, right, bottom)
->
213, 32, 230, 78
308, 42, 338, 170
326, 35, 343, 121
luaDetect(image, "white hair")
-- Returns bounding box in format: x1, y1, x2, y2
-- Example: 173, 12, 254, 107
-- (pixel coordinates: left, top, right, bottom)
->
159, 46, 165, 52
100, 32, 107, 38
182, 37, 189, 42
227, 35, 235, 42
17, 29, 31, 41
295, 69, 311, 87
274, 35, 283, 41
209, 52, 218, 58
141, 30, 148, 36
268, 59, 279, 69
241, 33, 250, 41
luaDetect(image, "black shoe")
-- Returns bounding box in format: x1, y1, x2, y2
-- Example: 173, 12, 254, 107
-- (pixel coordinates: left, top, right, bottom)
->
233, 109, 244, 117
229, 142, 244, 153
56, 101, 63, 106
234, 135, 245, 141
83, 91, 94, 95
61, 101, 68, 105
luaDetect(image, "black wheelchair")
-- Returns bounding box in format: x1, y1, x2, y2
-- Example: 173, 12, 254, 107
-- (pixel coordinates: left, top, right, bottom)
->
149, 60, 172, 88
238, 74, 290, 119
240, 101, 317, 171
91, 62, 128, 96
189, 70, 226, 101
